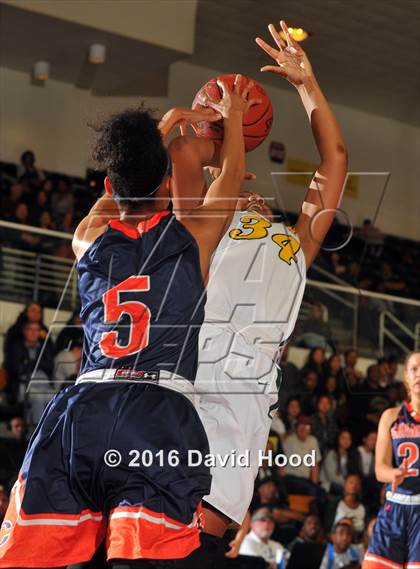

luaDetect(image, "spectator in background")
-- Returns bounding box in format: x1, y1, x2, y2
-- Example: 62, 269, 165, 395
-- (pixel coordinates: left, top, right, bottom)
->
377, 357, 392, 388
8, 202, 29, 225
17, 150, 45, 189
4, 302, 50, 366
387, 381, 405, 406
252, 477, 289, 514
344, 260, 361, 286
332, 475, 366, 538
53, 341, 82, 390
6, 202, 41, 251
250, 477, 304, 550
378, 263, 407, 296
30, 190, 49, 226
61, 211, 74, 233
282, 416, 323, 498
344, 350, 363, 383
302, 347, 326, 380
324, 353, 342, 376
356, 431, 376, 481
41, 178, 54, 197
0, 417, 28, 492
329, 252, 346, 277
5, 322, 55, 425
356, 430, 380, 508
270, 411, 287, 442
323, 375, 347, 413
1, 183, 25, 218
51, 178, 73, 226
298, 304, 334, 350
282, 397, 302, 435
38, 211, 56, 232
287, 514, 323, 552
358, 218, 384, 258
321, 430, 360, 495
277, 344, 301, 412
386, 355, 398, 380
239, 508, 288, 568
55, 311, 83, 352
311, 395, 339, 457
320, 518, 361, 569
348, 364, 390, 443
300, 369, 319, 415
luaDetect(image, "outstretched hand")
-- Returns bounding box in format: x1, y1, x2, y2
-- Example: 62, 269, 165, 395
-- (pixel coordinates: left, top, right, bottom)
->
159, 107, 221, 139
255, 19, 313, 86
391, 458, 409, 493
201, 74, 262, 119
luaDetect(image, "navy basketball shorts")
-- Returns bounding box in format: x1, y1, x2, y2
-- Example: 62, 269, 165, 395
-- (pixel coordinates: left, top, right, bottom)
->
363, 494, 420, 568
0, 382, 211, 568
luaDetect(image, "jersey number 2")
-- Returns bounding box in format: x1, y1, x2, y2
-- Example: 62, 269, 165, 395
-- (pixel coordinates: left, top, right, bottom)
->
100, 276, 151, 358
397, 442, 419, 477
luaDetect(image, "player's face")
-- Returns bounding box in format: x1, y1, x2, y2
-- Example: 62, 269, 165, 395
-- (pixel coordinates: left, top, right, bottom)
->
405, 353, 420, 397
237, 191, 273, 219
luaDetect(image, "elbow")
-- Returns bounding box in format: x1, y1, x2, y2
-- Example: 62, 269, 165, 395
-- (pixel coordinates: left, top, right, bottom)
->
168, 135, 195, 162
335, 143, 349, 169
375, 466, 386, 483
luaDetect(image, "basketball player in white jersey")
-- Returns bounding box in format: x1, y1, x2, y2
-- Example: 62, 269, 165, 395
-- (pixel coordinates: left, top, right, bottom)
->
168, 18, 348, 562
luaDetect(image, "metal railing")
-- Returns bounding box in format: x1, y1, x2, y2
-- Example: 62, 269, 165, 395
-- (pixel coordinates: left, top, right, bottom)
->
1, 220, 419, 358
0, 220, 77, 311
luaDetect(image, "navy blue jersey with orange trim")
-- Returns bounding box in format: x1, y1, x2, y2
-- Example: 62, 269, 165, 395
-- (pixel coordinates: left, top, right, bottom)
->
390, 402, 420, 495
77, 211, 205, 383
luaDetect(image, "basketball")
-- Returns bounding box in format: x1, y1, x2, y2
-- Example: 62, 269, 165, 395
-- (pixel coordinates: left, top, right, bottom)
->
191, 74, 273, 152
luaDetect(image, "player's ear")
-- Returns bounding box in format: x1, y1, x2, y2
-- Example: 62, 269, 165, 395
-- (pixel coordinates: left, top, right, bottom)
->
104, 176, 113, 197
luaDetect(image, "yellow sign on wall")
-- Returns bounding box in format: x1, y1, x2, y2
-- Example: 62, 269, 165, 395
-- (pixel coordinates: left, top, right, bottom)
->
286, 158, 359, 199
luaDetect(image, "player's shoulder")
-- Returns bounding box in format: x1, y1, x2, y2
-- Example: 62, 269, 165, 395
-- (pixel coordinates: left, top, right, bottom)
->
380, 405, 402, 426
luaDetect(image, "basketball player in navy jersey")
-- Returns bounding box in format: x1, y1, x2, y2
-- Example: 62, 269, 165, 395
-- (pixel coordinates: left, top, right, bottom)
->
363, 350, 420, 569
0, 77, 260, 569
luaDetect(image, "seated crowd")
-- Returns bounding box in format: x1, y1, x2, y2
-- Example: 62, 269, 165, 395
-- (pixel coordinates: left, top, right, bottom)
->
1, 151, 419, 302
0, 303, 406, 568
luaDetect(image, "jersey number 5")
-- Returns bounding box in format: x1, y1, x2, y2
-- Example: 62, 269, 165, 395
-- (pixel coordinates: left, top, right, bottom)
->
100, 276, 151, 358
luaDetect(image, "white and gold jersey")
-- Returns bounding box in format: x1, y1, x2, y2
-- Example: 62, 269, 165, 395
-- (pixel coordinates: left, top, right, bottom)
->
205, 209, 306, 361
196, 210, 307, 523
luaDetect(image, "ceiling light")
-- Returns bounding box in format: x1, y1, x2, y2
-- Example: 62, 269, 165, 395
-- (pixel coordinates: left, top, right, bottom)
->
89, 44, 106, 64
280, 27, 310, 43
33, 61, 50, 81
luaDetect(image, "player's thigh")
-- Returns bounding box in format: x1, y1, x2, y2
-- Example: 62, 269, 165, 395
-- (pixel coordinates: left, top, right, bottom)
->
407, 504, 420, 565
363, 502, 406, 568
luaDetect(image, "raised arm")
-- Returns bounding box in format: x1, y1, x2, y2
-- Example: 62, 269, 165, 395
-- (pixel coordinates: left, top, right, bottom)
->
174, 76, 260, 280
72, 184, 118, 261
256, 20, 348, 269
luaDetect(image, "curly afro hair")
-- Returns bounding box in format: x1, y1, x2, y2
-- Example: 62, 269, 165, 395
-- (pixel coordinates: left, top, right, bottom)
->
90, 106, 168, 206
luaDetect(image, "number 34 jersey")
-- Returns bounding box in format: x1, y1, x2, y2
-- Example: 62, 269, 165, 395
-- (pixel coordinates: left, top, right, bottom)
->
77, 211, 205, 383
203, 210, 307, 363
390, 402, 420, 495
